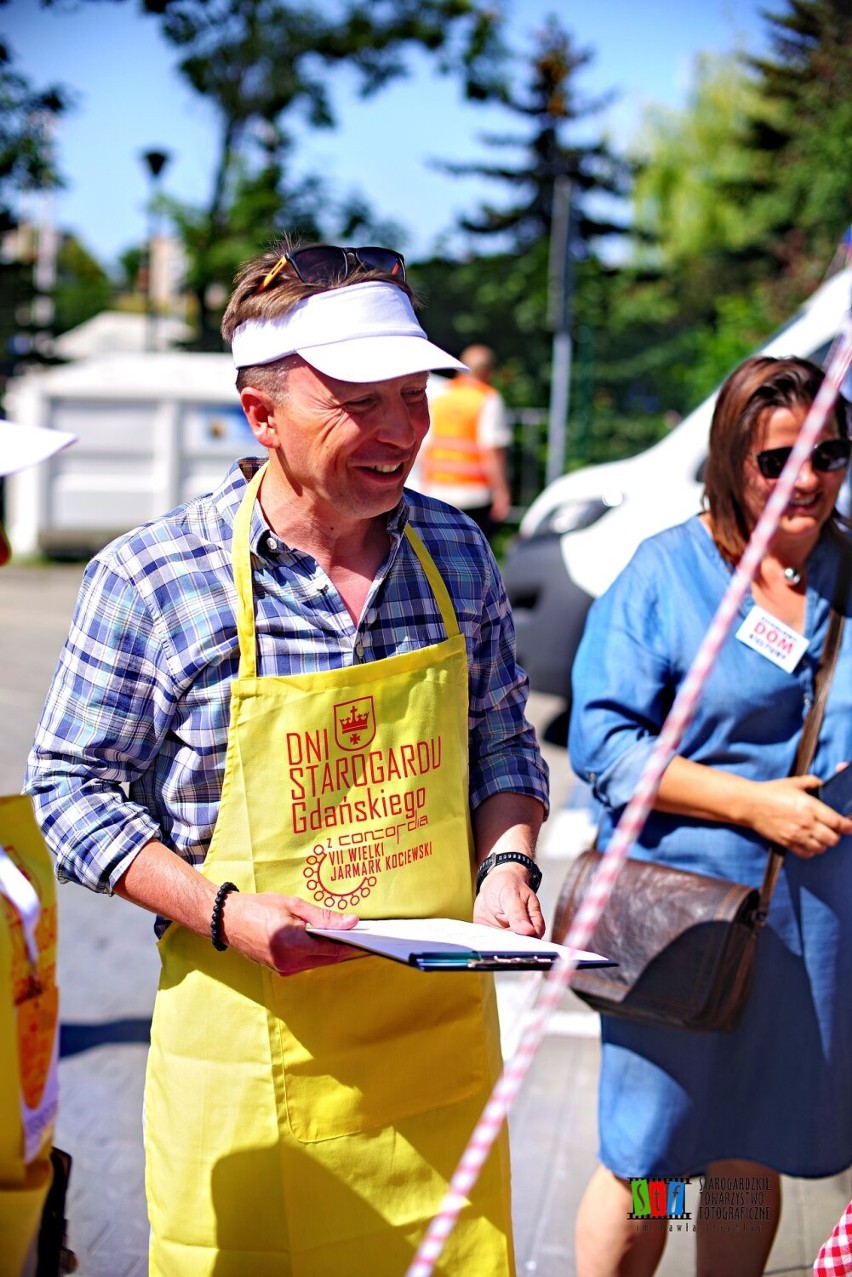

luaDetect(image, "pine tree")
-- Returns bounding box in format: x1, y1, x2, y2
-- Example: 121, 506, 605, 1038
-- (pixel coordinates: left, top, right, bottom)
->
432, 16, 630, 253
740, 0, 852, 292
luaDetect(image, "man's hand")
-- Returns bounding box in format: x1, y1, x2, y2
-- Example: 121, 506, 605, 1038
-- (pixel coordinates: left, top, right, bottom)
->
473, 864, 544, 937
223, 892, 362, 975
115, 842, 363, 977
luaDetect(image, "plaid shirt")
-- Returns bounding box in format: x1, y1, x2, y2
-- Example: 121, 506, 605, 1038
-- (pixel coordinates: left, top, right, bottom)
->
26, 460, 548, 899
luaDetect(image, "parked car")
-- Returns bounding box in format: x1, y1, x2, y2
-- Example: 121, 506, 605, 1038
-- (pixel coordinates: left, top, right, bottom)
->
502, 266, 852, 711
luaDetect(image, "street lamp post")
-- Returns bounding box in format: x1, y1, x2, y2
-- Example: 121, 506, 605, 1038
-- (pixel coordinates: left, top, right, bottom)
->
141, 149, 170, 351
546, 177, 575, 486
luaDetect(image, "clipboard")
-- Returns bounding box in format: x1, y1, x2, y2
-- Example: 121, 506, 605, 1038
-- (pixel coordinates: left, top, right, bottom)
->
308, 917, 615, 972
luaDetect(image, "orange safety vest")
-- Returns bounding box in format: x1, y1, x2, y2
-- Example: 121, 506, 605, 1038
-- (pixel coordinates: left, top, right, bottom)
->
422, 376, 496, 490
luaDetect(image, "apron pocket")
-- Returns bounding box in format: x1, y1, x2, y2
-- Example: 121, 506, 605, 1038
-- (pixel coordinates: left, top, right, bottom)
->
270, 955, 488, 1143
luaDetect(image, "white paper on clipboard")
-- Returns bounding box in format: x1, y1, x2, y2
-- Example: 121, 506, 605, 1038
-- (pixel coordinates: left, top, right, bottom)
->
308, 916, 614, 971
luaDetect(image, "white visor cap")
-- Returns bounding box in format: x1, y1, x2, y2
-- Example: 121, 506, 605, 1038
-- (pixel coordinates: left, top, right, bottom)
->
230, 280, 467, 382
0, 418, 77, 478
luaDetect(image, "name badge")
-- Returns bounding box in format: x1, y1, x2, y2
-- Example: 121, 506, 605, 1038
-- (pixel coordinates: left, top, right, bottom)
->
735, 605, 809, 673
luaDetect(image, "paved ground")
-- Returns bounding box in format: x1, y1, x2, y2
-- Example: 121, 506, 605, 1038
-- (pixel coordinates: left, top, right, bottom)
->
2, 561, 849, 1275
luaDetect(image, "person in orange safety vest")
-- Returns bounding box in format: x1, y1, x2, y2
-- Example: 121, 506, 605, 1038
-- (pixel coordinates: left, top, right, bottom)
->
420, 344, 512, 542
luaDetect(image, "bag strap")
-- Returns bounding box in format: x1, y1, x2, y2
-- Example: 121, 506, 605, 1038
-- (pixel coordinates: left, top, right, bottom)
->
757, 541, 850, 919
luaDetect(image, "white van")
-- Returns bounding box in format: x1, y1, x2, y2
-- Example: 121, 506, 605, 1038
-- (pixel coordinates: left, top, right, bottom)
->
502, 266, 852, 707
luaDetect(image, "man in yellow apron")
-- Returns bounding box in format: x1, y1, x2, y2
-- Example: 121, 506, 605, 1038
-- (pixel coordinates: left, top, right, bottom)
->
26, 240, 549, 1275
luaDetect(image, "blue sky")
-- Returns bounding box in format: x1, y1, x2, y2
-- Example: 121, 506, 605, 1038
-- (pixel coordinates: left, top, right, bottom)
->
4, 0, 769, 270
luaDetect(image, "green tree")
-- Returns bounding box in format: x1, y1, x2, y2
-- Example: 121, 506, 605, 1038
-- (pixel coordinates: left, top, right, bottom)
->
117, 244, 145, 295
739, 0, 852, 295
433, 16, 629, 251
0, 37, 70, 387
625, 3, 852, 418
53, 233, 114, 334
162, 141, 406, 347
134, 0, 508, 347
0, 40, 68, 223
624, 53, 775, 409
419, 17, 632, 487
411, 243, 551, 406
631, 54, 765, 292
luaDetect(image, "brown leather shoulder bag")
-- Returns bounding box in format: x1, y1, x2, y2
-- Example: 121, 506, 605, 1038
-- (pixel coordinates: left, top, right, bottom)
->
553, 550, 848, 1032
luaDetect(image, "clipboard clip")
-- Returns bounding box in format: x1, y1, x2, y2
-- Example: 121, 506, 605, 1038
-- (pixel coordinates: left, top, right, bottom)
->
411, 951, 557, 971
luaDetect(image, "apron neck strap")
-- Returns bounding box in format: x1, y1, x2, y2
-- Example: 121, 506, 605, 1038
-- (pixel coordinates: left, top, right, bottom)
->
402, 525, 460, 639
231, 465, 462, 678
232, 463, 267, 680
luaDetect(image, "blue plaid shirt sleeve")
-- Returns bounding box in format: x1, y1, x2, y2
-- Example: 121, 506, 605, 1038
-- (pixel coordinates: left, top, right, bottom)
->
27, 553, 176, 891
463, 544, 548, 812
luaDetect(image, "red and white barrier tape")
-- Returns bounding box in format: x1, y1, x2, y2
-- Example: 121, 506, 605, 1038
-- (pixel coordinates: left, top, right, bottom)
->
406, 313, 852, 1277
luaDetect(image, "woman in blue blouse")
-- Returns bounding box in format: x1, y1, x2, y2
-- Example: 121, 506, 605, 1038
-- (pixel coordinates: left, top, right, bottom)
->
569, 356, 852, 1277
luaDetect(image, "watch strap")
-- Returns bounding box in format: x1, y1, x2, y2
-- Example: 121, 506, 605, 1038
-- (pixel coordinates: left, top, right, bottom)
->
475, 851, 542, 896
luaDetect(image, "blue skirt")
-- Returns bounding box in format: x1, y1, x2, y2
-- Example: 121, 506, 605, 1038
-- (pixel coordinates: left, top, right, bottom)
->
597, 842, 852, 1177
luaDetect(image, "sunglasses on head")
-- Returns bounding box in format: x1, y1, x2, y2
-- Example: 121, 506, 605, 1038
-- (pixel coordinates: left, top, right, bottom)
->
752, 437, 851, 480
257, 245, 406, 292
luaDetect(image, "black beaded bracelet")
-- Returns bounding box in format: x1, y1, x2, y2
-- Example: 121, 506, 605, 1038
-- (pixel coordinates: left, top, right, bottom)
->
211, 881, 239, 952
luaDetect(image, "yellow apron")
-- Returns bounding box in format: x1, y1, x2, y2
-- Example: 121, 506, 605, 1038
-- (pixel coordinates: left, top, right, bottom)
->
144, 466, 514, 1276
0, 796, 59, 1276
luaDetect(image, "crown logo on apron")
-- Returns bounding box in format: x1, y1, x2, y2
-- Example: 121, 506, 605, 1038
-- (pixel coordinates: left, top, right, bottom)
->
334, 696, 376, 750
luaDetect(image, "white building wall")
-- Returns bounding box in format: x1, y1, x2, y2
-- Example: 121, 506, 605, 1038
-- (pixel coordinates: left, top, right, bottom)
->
4, 351, 262, 558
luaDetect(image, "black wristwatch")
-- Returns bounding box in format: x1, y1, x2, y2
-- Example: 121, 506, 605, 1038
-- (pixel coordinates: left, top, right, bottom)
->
475, 851, 542, 896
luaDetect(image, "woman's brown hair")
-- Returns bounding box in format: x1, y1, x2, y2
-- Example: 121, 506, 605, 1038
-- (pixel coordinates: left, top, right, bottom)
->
703, 355, 849, 563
